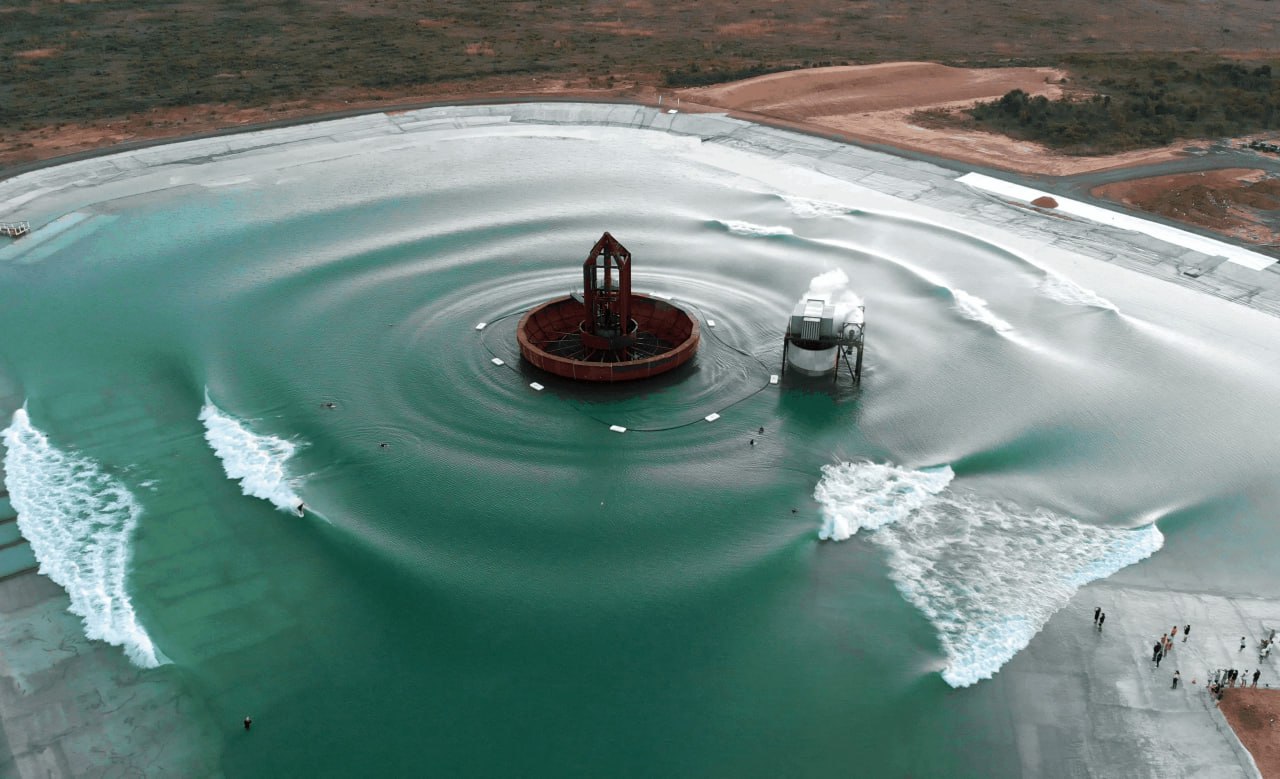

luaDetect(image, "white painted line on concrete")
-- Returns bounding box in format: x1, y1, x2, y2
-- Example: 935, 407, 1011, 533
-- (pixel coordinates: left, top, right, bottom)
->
704, 413, 720, 422
530, 382, 544, 391
609, 425, 627, 433
957, 172, 1276, 271
490, 357, 504, 366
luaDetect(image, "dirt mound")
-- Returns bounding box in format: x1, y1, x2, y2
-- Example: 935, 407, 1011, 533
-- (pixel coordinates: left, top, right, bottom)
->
1219, 688, 1280, 778
682, 62, 1064, 117
674, 62, 1191, 176
1093, 169, 1280, 250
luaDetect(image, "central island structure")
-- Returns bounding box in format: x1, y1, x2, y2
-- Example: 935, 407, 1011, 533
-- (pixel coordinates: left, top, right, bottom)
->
517, 233, 700, 382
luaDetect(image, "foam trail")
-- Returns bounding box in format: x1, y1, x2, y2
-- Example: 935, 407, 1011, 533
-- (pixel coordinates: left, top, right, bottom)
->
200, 397, 305, 514
801, 268, 865, 324
815, 461, 1163, 687
1037, 273, 1119, 311
2, 409, 166, 668
814, 462, 953, 540
716, 219, 794, 237
952, 289, 1014, 332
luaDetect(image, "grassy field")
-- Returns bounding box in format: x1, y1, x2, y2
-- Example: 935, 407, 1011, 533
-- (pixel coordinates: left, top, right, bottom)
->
2, 0, 1279, 162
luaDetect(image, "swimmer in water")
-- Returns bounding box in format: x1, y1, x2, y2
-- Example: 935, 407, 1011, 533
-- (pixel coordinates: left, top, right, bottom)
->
379, 442, 390, 449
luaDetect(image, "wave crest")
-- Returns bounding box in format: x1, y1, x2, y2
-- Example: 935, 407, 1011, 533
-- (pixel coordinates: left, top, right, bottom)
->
1037, 273, 1118, 311
715, 219, 794, 237
780, 195, 851, 219
2, 409, 166, 668
199, 398, 304, 514
951, 289, 1014, 332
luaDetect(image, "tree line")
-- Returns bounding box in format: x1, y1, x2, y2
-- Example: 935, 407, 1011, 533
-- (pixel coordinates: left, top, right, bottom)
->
967, 61, 1278, 153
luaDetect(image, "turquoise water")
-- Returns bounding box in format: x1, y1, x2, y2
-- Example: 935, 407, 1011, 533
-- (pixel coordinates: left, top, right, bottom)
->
2, 126, 1279, 776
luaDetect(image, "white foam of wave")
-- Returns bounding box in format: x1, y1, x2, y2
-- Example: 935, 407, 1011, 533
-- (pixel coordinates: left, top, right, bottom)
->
806, 236, 1015, 336
717, 219, 794, 237
2, 409, 166, 668
952, 289, 1013, 332
199, 398, 304, 514
814, 461, 953, 540
802, 268, 865, 325
781, 195, 851, 219
1037, 273, 1118, 311
815, 461, 1163, 687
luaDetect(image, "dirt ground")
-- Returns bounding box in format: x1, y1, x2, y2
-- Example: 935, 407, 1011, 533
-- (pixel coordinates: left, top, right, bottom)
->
1219, 688, 1280, 778
677, 62, 1191, 176
1092, 169, 1280, 251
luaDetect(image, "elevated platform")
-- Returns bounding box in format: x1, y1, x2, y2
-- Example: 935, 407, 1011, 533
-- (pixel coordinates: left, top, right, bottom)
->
518, 293, 699, 381
0, 222, 30, 239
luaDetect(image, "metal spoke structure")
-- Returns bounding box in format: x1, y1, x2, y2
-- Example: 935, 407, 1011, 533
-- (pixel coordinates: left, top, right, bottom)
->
517, 233, 700, 382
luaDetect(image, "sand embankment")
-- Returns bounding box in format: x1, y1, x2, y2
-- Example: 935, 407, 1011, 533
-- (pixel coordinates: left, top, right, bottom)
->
677, 62, 1191, 176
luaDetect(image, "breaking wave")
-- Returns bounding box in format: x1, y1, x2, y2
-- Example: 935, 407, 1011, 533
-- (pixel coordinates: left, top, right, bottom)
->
814, 462, 953, 541
1037, 273, 1119, 311
807, 234, 1016, 336
1, 408, 166, 668
815, 460, 1163, 687
780, 195, 851, 219
715, 219, 794, 237
951, 289, 1014, 333
200, 397, 304, 514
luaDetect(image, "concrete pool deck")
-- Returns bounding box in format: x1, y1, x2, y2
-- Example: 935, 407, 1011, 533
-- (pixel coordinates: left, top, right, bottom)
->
0, 102, 1277, 777
2, 102, 1278, 316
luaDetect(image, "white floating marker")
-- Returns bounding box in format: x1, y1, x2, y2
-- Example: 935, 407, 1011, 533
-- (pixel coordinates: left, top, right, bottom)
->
770, 374, 779, 385
609, 425, 627, 433
491, 357, 505, 366
707, 319, 716, 328
529, 382, 545, 391
475, 322, 487, 330
667, 109, 678, 114
704, 412, 720, 423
